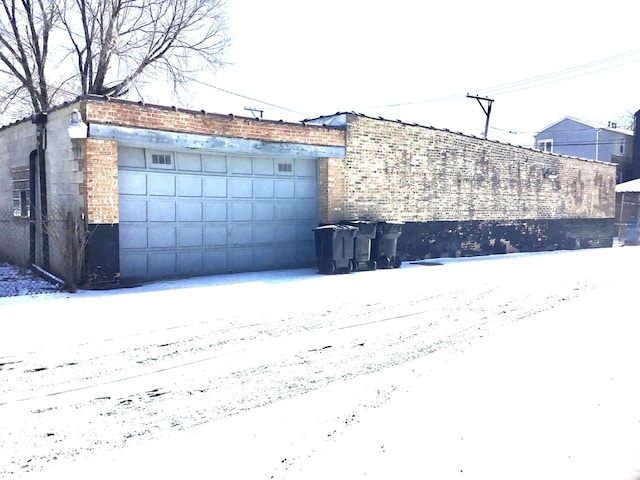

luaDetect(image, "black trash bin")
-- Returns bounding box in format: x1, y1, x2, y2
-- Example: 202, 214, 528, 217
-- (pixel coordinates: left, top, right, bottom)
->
313, 224, 358, 274
371, 222, 403, 268
340, 220, 378, 271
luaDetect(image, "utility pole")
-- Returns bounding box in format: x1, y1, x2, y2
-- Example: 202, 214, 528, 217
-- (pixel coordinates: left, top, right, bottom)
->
467, 94, 494, 138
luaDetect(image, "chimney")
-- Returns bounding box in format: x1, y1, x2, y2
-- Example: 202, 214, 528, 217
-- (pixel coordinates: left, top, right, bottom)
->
632, 110, 640, 179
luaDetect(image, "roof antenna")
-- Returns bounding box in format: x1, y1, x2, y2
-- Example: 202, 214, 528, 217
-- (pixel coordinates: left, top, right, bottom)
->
244, 107, 263, 119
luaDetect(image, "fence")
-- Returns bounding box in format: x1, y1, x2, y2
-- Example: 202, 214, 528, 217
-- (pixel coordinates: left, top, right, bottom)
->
0, 207, 77, 298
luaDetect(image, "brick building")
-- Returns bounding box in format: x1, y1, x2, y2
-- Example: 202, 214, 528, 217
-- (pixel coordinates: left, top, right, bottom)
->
0, 99, 616, 288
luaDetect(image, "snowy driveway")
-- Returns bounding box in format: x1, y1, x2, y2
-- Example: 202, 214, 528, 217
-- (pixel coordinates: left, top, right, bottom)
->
1, 248, 640, 479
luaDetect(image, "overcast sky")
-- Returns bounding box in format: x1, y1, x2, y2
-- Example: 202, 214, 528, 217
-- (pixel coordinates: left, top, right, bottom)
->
152, 0, 640, 146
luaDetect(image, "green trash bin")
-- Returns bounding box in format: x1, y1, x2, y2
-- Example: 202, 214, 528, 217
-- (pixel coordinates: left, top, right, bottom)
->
340, 220, 378, 271
371, 222, 403, 268
313, 224, 358, 274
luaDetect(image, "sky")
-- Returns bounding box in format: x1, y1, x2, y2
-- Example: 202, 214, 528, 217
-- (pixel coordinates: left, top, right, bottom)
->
145, 0, 640, 147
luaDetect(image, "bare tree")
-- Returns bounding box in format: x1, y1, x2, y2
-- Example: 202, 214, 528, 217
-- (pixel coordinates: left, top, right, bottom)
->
0, 0, 229, 117
0, 0, 59, 114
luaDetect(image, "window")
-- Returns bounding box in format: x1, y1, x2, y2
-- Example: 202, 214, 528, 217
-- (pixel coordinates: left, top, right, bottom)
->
537, 139, 553, 153
11, 167, 30, 218
278, 162, 293, 173
151, 153, 173, 166
146, 151, 174, 169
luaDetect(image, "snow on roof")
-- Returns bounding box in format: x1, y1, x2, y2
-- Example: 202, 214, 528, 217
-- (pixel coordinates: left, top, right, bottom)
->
615, 178, 640, 193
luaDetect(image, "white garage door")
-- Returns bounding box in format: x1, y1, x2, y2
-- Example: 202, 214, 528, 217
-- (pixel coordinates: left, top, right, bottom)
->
118, 148, 318, 282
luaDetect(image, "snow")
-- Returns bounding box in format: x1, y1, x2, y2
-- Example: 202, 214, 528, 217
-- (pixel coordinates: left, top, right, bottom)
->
2, 247, 640, 479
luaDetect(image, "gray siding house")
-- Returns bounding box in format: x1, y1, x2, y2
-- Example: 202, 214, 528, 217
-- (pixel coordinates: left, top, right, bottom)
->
535, 117, 634, 183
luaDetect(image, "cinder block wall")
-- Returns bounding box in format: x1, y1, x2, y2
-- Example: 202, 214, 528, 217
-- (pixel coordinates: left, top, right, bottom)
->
321, 114, 615, 224
0, 120, 37, 265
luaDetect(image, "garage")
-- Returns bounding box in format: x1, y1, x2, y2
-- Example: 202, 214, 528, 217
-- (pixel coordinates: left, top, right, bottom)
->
117, 147, 320, 282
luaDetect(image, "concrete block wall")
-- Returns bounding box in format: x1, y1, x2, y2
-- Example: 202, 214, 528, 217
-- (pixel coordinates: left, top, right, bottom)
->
0, 120, 35, 264
324, 114, 616, 224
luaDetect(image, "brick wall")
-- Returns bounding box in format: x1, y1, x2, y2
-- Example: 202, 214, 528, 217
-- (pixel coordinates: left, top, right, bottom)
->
318, 158, 346, 223
78, 138, 119, 224
80, 97, 345, 148
320, 114, 616, 224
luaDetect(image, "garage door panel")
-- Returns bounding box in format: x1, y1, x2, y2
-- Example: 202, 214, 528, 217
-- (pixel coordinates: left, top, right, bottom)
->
148, 202, 176, 222
230, 225, 253, 245
254, 157, 274, 175
230, 177, 252, 198
275, 202, 295, 220
119, 172, 147, 195
178, 226, 203, 247
176, 152, 202, 172
295, 158, 316, 177
203, 155, 227, 173
204, 250, 228, 272
120, 199, 147, 222
296, 243, 315, 265
148, 252, 176, 277
253, 247, 277, 270
275, 180, 295, 198
120, 252, 148, 278
231, 202, 252, 221
295, 179, 317, 198
204, 202, 227, 221
204, 177, 227, 197
254, 202, 274, 221
148, 227, 176, 248
295, 200, 316, 220
178, 176, 202, 197
229, 248, 253, 271
205, 226, 228, 246
148, 173, 175, 196
178, 202, 203, 222
254, 179, 274, 198
296, 222, 317, 241
254, 225, 275, 244
177, 251, 203, 274
274, 224, 296, 242
120, 225, 148, 249
230, 157, 252, 174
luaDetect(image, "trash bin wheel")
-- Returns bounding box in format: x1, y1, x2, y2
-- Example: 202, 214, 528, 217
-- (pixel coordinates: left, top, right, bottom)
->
350, 259, 358, 272
343, 260, 354, 274
367, 259, 377, 271
321, 260, 336, 274
391, 256, 402, 268
378, 255, 390, 269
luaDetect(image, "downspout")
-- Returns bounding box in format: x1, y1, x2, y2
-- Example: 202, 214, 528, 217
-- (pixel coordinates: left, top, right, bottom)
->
29, 150, 37, 264
32, 112, 49, 270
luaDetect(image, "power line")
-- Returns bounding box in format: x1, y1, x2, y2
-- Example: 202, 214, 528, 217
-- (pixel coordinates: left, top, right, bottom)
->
369, 48, 640, 109
191, 78, 309, 117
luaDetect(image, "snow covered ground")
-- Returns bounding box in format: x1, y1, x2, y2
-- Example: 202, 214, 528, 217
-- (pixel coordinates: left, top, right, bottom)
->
0, 262, 63, 298
1, 247, 640, 479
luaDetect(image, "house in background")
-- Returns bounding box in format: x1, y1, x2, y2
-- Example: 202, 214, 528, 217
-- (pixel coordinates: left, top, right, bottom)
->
534, 117, 634, 183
